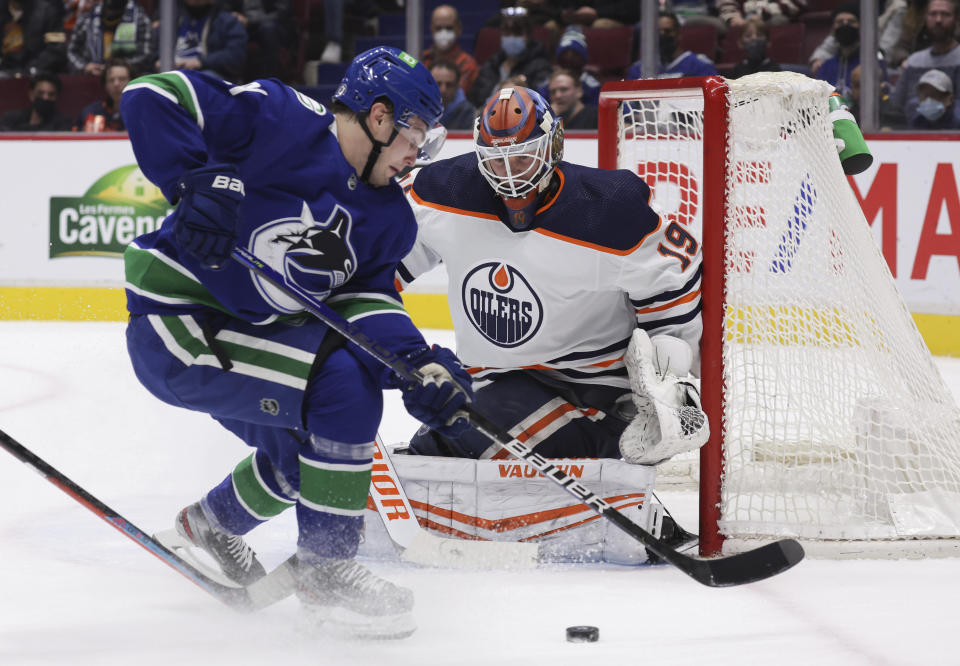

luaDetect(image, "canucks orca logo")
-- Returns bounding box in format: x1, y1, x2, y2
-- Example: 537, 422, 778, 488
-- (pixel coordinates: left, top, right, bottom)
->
249, 202, 357, 313
462, 262, 543, 348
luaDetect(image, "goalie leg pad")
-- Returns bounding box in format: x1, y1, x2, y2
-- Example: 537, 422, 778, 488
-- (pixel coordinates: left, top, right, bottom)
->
619, 329, 709, 465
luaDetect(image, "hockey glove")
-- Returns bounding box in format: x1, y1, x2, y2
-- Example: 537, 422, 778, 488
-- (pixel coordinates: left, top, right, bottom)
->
619, 329, 709, 465
398, 345, 474, 439
172, 163, 245, 270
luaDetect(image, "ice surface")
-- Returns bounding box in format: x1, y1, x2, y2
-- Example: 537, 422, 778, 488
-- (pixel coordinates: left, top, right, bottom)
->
1, 322, 958, 666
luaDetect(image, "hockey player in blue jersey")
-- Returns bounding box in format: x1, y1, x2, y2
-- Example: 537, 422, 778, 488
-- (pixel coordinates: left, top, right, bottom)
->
398, 86, 708, 471
120, 46, 473, 639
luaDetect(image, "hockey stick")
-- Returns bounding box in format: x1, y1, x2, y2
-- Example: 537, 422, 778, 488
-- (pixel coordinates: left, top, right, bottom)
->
0, 427, 296, 611
369, 434, 540, 568
233, 247, 805, 587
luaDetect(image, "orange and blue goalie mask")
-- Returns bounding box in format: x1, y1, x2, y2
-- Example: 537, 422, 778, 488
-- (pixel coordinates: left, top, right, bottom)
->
474, 87, 563, 226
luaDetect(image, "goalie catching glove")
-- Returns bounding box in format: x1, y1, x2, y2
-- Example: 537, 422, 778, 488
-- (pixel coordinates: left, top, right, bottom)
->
619, 329, 709, 465
395, 345, 474, 439
172, 163, 245, 270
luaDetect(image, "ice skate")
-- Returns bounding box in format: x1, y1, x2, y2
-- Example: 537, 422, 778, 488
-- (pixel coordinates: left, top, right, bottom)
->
155, 502, 266, 587
294, 556, 416, 639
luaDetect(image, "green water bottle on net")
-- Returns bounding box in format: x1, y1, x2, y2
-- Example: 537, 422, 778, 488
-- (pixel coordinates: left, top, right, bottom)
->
829, 91, 873, 175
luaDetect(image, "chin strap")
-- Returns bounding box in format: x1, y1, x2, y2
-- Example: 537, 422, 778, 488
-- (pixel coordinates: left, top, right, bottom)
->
357, 117, 399, 183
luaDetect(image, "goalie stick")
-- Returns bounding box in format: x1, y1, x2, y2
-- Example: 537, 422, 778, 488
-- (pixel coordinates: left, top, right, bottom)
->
233, 246, 805, 587
369, 434, 540, 568
0, 427, 296, 611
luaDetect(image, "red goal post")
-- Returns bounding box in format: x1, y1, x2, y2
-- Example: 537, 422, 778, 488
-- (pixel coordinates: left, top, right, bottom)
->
598, 74, 960, 559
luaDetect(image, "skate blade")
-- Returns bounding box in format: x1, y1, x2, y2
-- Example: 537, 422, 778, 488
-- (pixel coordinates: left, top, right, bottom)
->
299, 605, 417, 640
153, 528, 242, 589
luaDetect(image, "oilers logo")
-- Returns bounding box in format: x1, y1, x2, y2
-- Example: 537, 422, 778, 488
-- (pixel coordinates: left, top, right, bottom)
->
461, 262, 543, 348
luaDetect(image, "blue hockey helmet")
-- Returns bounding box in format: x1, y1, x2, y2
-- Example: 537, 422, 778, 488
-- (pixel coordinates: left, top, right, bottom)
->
334, 46, 444, 135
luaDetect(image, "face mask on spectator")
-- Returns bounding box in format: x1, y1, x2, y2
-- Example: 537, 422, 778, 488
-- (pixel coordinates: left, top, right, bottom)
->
433, 29, 456, 50
501, 36, 526, 57
835, 25, 859, 47
744, 38, 766, 62
33, 98, 56, 119
659, 35, 677, 61
918, 97, 947, 121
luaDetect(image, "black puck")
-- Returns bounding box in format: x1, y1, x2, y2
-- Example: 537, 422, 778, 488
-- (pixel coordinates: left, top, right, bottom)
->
565, 626, 599, 643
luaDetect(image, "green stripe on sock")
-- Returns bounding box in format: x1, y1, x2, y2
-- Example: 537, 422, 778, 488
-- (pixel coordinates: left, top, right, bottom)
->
300, 461, 371, 511
232, 454, 295, 518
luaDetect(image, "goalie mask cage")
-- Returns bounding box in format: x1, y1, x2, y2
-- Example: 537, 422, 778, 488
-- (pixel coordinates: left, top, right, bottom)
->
598, 73, 960, 558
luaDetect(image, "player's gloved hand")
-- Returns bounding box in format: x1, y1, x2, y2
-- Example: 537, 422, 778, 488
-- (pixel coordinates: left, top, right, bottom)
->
172, 163, 245, 270
398, 345, 474, 439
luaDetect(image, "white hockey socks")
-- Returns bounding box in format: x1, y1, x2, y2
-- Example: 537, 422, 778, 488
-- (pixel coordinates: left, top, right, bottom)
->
619, 329, 709, 465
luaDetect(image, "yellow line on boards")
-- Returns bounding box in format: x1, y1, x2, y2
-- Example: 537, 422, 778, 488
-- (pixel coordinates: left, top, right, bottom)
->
0, 287, 455, 329
0, 288, 955, 356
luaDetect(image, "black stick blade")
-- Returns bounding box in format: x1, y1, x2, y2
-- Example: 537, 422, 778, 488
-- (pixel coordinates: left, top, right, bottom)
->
687, 539, 805, 587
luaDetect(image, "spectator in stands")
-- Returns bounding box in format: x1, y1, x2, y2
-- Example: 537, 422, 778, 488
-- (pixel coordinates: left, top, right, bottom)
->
626, 11, 719, 79
500, 73, 529, 87
63, 0, 97, 34
422, 4, 479, 95
729, 16, 781, 78
158, 0, 247, 80
558, 0, 641, 29
431, 60, 476, 130
890, 0, 960, 127
469, 6, 552, 107
488, 1, 561, 38
75, 57, 131, 131
548, 68, 596, 129
226, 0, 292, 80
0, 71, 72, 129
67, 0, 153, 77
848, 63, 863, 122
0, 0, 67, 78
905, 67, 959, 128
909, 67, 960, 128
887, 0, 937, 68
815, 3, 865, 101
846, 63, 894, 127
541, 25, 600, 105
316, 0, 376, 64
877, 0, 911, 67
717, 0, 806, 28
810, 0, 913, 75
671, 0, 727, 35
319, 0, 343, 63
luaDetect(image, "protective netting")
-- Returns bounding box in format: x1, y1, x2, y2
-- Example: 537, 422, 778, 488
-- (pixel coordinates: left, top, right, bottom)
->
613, 73, 960, 552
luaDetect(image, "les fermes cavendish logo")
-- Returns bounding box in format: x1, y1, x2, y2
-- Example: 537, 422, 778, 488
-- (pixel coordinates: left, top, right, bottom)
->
49, 165, 171, 258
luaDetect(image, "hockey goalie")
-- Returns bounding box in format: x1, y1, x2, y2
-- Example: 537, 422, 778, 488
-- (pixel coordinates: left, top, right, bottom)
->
379, 86, 710, 564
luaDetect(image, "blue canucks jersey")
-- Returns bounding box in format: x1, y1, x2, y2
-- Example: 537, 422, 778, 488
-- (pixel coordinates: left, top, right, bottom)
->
121, 71, 426, 376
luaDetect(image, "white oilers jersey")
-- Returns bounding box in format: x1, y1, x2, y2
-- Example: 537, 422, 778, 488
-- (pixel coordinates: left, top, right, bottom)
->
398, 153, 703, 388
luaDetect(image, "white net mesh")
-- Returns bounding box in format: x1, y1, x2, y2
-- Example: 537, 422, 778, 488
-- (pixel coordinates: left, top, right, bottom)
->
611, 73, 960, 553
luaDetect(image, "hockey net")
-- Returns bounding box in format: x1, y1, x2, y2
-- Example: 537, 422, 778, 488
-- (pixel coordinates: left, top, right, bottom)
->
598, 73, 960, 558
